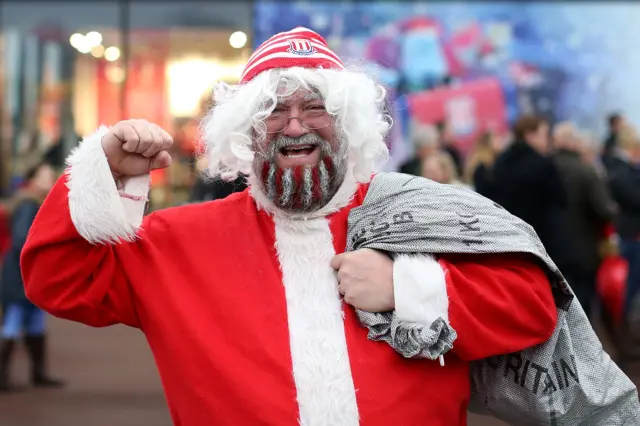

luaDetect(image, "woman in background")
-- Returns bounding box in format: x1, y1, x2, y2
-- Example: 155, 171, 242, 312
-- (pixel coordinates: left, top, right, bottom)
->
0, 162, 64, 392
422, 150, 469, 188
464, 130, 503, 198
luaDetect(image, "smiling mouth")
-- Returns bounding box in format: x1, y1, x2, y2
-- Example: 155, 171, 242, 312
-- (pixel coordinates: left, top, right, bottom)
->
280, 144, 317, 158
275, 144, 321, 168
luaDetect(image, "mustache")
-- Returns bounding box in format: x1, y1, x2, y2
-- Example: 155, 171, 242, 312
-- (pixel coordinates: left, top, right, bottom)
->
259, 133, 333, 159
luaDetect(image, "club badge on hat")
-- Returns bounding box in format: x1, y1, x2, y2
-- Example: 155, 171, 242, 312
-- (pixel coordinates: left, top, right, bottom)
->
240, 27, 344, 84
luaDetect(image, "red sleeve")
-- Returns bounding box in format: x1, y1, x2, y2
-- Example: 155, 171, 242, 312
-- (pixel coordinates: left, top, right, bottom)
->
440, 253, 557, 361
21, 176, 141, 328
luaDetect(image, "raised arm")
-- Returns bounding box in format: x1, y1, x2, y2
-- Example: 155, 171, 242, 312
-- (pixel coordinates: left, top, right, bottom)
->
22, 120, 173, 328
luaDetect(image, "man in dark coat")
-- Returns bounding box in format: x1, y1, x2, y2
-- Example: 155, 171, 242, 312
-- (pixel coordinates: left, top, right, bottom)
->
553, 123, 617, 319
189, 175, 248, 203
491, 115, 582, 286
607, 125, 640, 319
602, 112, 625, 170
187, 156, 248, 203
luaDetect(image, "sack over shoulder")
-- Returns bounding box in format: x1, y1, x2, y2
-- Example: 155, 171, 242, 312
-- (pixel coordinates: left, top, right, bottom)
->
346, 173, 640, 425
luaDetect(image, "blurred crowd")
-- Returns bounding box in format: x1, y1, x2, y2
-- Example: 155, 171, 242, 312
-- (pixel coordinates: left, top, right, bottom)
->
0, 107, 639, 391
186, 109, 640, 356
399, 112, 640, 366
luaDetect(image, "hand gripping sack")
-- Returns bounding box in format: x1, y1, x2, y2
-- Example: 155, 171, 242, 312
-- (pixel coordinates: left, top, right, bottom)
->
346, 173, 640, 425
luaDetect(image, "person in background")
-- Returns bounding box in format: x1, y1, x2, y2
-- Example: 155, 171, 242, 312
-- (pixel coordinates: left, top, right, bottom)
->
0, 110, 12, 197
491, 115, 582, 285
553, 122, 617, 320
607, 125, 640, 323
398, 123, 439, 176
463, 130, 503, 198
421, 151, 468, 188
579, 130, 607, 177
602, 112, 625, 170
436, 120, 463, 178
0, 162, 64, 392
189, 157, 247, 202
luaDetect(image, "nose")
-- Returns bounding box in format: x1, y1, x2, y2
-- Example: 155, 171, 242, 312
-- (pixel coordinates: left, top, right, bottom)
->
282, 106, 310, 138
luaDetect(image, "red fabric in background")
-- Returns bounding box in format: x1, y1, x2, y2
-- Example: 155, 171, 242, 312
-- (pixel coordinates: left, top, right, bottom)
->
597, 256, 628, 326
0, 205, 11, 259
96, 61, 122, 126
407, 77, 508, 155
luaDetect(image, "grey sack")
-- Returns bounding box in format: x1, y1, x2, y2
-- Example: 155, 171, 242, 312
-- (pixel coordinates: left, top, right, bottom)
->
346, 172, 640, 425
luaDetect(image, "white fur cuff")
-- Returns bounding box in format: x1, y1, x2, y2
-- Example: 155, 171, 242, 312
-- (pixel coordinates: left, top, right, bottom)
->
393, 254, 450, 326
65, 126, 149, 245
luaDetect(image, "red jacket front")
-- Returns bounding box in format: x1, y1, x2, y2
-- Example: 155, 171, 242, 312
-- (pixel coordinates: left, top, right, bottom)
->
21, 130, 557, 426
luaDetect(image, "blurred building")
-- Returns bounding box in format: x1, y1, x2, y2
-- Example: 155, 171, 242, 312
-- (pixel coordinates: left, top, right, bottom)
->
0, 2, 252, 206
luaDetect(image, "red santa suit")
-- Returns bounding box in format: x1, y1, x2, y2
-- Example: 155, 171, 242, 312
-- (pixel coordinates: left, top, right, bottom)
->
21, 28, 557, 426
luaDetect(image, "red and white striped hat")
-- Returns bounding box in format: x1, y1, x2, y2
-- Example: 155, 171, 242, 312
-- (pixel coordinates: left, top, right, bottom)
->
239, 27, 344, 84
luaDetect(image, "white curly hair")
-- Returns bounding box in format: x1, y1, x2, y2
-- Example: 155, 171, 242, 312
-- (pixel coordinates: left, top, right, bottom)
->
199, 66, 392, 184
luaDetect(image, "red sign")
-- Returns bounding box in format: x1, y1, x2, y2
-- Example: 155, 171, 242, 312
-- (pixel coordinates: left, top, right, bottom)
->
96, 30, 169, 128
407, 77, 508, 154
96, 61, 122, 126
125, 55, 169, 128
96, 53, 170, 188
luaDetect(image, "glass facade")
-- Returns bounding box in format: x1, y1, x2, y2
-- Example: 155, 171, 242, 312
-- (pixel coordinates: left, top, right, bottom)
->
0, 2, 252, 205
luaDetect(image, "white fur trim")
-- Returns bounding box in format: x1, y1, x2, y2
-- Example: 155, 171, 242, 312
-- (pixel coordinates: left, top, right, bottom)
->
66, 126, 149, 244
274, 216, 359, 426
393, 254, 449, 326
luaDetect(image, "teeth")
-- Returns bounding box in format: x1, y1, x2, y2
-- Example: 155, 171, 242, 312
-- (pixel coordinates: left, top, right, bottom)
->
281, 145, 314, 158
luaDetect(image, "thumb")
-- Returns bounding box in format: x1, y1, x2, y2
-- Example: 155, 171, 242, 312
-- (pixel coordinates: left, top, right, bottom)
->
150, 151, 172, 171
330, 253, 346, 271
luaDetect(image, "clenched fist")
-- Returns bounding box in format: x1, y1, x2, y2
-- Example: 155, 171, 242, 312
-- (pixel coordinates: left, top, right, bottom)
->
101, 119, 174, 177
330, 248, 395, 312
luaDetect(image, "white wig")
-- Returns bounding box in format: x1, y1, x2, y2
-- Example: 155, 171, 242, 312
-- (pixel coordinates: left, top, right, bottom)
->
200, 66, 391, 183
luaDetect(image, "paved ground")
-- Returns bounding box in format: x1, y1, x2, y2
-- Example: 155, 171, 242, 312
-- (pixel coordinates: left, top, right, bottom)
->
0, 318, 171, 426
4, 315, 626, 426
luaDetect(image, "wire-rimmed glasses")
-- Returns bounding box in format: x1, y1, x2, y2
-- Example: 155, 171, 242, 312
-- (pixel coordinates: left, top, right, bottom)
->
265, 108, 332, 134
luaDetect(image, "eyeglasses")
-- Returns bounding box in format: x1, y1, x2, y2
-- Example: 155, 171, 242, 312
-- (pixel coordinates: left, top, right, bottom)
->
265, 108, 332, 134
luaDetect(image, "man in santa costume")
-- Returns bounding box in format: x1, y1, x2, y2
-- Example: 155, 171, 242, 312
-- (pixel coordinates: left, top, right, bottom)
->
21, 28, 558, 425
